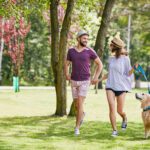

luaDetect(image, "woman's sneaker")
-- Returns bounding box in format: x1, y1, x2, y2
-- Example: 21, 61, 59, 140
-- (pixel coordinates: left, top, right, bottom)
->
121, 118, 127, 130
74, 128, 80, 136
111, 130, 118, 137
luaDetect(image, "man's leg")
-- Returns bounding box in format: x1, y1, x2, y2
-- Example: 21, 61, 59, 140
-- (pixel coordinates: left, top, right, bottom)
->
74, 98, 78, 111
75, 96, 85, 129
74, 98, 78, 124
76, 80, 90, 129
74, 80, 89, 135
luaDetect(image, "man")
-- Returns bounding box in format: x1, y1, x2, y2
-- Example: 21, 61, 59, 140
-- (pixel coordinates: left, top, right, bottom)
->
65, 30, 103, 135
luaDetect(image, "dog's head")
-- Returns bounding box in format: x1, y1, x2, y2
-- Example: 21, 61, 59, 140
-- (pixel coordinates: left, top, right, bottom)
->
135, 93, 150, 109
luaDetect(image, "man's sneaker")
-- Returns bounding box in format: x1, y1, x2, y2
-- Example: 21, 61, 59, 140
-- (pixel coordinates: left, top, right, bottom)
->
111, 130, 118, 137
121, 119, 127, 130
80, 112, 85, 127
74, 128, 80, 136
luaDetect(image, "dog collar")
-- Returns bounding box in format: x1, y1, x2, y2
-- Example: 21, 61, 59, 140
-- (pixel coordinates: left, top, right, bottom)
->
143, 106, 150, 112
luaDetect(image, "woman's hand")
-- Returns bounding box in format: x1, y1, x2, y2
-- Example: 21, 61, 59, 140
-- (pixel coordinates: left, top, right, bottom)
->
134, 63, 139, 70
129, 63, 139, 76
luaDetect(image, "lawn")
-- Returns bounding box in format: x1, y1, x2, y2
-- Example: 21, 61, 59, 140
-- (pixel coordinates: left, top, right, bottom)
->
0, 88, 149, 150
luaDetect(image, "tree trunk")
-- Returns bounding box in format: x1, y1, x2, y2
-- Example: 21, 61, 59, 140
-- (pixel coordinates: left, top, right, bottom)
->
50, 0, 60, 115
50, 0, 75, 116
94, 0, 116, 89
94, 0, 116, 55
68, 101, 76, 116
0, 18, 4, 85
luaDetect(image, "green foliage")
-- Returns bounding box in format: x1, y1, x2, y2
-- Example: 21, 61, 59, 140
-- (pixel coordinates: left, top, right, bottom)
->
1, 54, 13, 85
68, 0, 105, 47
22, 13, 53, 85
2, 12, 53, 86
0, 0, 49, 19
1, 0, 149, 85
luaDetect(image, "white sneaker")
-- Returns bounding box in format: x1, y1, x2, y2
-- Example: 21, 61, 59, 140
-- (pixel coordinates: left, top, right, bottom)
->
111, 130, 118, 137
74, 128, 80, 136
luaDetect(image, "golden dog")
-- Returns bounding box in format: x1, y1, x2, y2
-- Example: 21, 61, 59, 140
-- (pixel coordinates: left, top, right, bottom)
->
135, 93, 150, 139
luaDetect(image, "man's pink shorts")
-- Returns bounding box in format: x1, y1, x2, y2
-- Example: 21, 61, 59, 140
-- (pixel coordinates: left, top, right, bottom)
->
70, 80, 90, 99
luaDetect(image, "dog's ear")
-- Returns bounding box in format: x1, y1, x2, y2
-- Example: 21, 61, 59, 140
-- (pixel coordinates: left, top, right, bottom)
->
141, 96, 150, 108
141, 99, 148, 108
141, 101, 144, 108
146, 95, 150, 105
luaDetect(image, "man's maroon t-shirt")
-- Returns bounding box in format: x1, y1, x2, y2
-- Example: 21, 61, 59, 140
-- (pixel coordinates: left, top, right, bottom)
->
67, 47, 98, 81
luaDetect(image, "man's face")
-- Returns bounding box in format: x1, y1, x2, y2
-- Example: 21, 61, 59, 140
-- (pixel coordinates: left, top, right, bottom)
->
78, 35, 89, 47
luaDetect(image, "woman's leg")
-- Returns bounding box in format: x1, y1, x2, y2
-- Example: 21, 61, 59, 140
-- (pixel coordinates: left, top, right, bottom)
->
116, 92, 127, 121
106, 90, 117, 131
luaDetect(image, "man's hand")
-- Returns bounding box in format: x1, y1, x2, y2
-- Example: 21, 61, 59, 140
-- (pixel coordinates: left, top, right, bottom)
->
91, 57, 103, 85
66, 74, 71, 81
91, 77, 99, 85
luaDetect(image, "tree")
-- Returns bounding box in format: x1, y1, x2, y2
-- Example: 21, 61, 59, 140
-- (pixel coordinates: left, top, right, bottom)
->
3, 17, 30, 91
23, 13, 52, 86
1, 0, 54, 86
50, 0, 76, 116
0, 17, 4, 84
94, 0, 115, 89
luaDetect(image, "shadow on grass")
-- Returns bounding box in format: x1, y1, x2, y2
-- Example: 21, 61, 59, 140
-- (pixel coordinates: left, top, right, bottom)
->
0, 116, 149, 150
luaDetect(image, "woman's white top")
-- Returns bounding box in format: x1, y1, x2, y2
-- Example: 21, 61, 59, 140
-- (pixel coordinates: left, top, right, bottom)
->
106, 55, 134, 91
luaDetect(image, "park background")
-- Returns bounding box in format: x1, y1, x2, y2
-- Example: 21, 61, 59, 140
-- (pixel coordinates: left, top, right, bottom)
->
0, 0, 150, 150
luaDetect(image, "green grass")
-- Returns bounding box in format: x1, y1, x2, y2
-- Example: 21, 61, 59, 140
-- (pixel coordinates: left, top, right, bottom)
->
0, 88, 149, 150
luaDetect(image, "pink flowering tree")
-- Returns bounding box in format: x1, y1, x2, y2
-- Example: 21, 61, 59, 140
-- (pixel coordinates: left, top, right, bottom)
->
0, 16, 30, 91
6, 17, 30, 76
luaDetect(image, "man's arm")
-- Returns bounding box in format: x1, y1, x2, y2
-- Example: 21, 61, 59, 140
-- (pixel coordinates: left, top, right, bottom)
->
64, 60, 71, 80
91, 57, 103, 85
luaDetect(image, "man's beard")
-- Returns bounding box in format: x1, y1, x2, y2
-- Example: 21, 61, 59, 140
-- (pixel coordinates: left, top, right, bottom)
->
80, 40, 87, 47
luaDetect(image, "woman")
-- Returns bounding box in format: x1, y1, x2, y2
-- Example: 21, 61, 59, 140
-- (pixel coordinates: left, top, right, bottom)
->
101, 37, 137, 137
